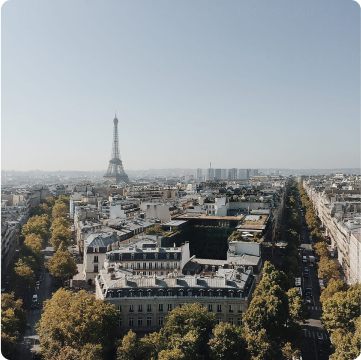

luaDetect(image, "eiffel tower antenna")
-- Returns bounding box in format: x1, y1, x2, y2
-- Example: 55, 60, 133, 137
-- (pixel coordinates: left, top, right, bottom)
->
103, 114, 129, 184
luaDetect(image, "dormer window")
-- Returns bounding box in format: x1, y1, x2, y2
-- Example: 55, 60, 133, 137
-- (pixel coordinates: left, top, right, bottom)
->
94, 246, 98, 253
166, 253, 170, 260
174, 253, 177, 259
155, 253, 158, 259
143, 254, 147, 260
131, 253, 135, 260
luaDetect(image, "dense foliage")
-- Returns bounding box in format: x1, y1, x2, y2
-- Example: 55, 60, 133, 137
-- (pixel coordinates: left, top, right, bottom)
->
1, 293, 29, 359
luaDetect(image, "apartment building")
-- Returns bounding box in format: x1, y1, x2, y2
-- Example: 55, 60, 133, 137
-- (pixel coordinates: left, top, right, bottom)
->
95, 267, 255, 334
103, 239, 190, 276
303, 176, 361, 284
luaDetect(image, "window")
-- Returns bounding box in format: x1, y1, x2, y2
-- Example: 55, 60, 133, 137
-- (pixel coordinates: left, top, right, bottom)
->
217, 305, 222, 312
147, 290, 152, 297
174, 253, 177, 259
229, 318, 234, 325
118, 318, 122, 327
116, 305, 122, 311
143, 263, 147, 269
238, 305, 243, 313
229, 305, 234, 313
129, 318, 133, 327
93, 255, 98, 263
143, 254, 147, 260
159, 317, 164, 326
94, 265, 98, 272
187, 290, 192, 296
208, 304, 213, 312
131, 253, 135, 260
159, 304, 163, 312
138, 290, 143, 297
217, 317, 222, 324
117, 290, 122, 298
138, 304, 143, 312
147, 304, 151, 312
179, 304, 183, 308
94, 247, 98, 253
155, 253, 158, 259
129, 305, 134, 312
138, 317, 143, 327
238, 318, 243, 326
158, 290, 164, 297
179, 290, 184, 296
166, 253, 170, 259
149, 263, 152, 269
167, 290, 173, 296
229, 291, 234, 298
199, 290, 204, 297
218, 291, 222, 297
147, 317, 152, 327
167, 304, 172, 311
129, 290, 134, 298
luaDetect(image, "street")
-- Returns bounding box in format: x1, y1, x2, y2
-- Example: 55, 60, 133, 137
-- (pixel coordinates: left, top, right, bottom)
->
297, 201, 331, 360
16, 239, 56, 359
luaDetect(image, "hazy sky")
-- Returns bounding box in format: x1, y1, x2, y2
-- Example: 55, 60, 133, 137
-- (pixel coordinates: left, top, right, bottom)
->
1, 0, 360, 171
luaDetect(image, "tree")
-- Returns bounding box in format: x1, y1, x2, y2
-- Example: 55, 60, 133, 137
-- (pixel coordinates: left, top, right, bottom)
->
286, 288, 309, 324
14, 258, 35, 288
1, 293, 28, 359
314, 241, 329, 257
50, 217, 70, 233
50, 225, 71, 250
57, 195, 70, 207
321, 285, 361, 334
22, 214, 49, 242
45, 249, 78, 280
243, 284, 289, 342
24, 233, 44, 256
117, 331, 144, 360
55, 344, 104, 360
320, 278, 349, 304
280, 342, 301, 360
43, 197, 56, 207
37, 203, 52, 217
245, 328, 277, 360
36, 289, 118, 359
52, 202, 68, 218
209, 322, 249, 360
317, 257, 340, 283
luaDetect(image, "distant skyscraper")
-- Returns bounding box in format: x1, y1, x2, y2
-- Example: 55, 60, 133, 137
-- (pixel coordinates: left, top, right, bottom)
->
103, 114, 129, 184
239, 169, 250, 179
196, 168, 203, 181
215, 169, 222, 180
250, 169, 259, 176
221, 169, 227, 180
207, 163, 215, 180
228, 168, 238, 180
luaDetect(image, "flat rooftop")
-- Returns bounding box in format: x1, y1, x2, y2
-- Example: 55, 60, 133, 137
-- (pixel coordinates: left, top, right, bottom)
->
175, 214, 245, 220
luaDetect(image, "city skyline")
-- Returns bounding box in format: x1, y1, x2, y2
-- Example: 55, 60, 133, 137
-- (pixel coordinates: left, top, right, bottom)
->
1, 0, 360, 171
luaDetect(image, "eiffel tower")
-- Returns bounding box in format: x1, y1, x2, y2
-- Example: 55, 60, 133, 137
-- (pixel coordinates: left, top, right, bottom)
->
103, 114, 129, 184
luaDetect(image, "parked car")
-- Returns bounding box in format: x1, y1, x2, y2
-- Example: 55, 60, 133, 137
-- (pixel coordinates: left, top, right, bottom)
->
305, 286, 313, 297
305, 295, 313, 305
317, 333, 324, 342
302, 255, 308, 263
